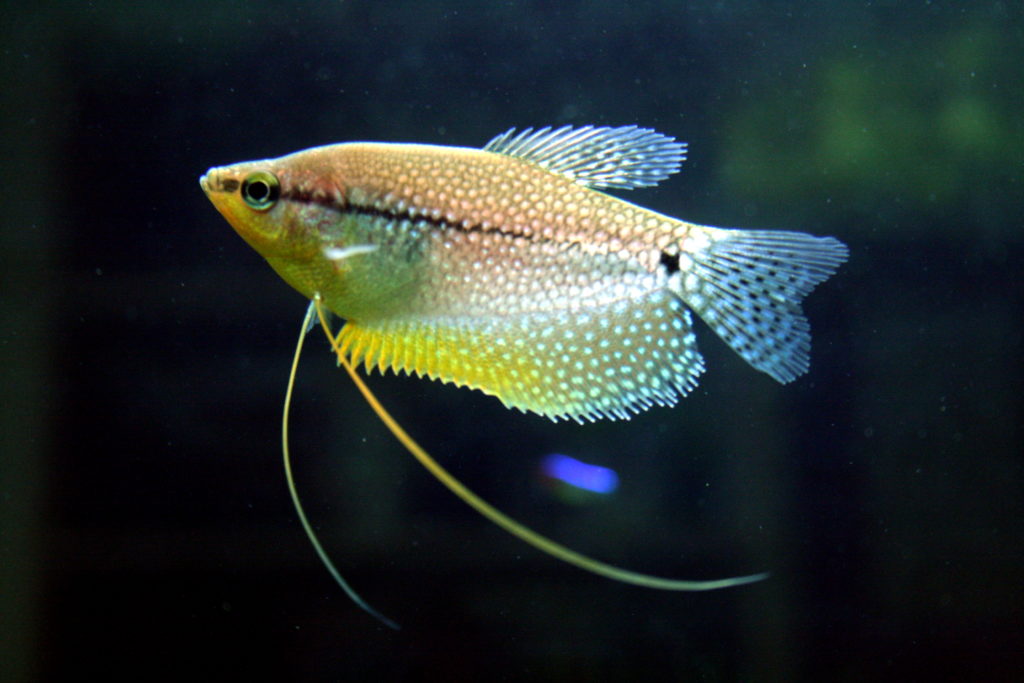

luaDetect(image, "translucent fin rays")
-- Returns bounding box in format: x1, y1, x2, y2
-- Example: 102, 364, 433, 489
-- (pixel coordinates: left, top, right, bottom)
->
283, 296, 768, 628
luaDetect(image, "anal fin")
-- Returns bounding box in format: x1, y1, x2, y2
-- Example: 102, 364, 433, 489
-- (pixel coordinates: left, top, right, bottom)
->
335, 287, 706, 423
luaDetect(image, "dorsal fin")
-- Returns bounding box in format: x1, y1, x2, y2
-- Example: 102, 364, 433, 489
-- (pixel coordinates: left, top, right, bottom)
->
483, 125, 687, 190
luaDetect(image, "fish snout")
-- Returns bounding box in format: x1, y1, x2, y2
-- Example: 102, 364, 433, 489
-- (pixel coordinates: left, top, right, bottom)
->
199, 167, 239, 196
199, 168, 217, 195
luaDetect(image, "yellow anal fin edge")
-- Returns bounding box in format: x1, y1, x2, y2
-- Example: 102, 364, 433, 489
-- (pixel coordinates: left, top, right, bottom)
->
307, 295, 768, 598
334, 289, 706, 423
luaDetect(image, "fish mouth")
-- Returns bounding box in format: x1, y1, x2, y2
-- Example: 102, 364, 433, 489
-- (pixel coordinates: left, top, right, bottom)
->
199, 168, 215, 195
199, 167, 239, 195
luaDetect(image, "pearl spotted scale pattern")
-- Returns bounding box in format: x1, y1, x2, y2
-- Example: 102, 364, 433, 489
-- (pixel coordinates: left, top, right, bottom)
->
213, 126, 847, 422
335, 213, 706, 421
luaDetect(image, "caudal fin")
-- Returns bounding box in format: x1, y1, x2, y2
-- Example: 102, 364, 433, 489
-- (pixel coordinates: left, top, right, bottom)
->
672, 227, 848, 383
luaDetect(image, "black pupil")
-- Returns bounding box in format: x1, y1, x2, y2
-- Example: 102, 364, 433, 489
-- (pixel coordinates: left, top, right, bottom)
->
247, 181, 269, 201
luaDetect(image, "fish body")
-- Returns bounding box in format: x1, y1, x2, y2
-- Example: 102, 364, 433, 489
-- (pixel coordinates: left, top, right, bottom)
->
201, 126, 847, 421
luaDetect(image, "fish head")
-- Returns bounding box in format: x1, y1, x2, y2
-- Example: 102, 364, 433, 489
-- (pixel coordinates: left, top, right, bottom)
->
201, 146, 377, 303
200, 159, 301, 259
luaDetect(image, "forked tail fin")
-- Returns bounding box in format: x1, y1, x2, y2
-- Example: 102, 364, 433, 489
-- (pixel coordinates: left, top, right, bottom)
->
672, 227, 848, 382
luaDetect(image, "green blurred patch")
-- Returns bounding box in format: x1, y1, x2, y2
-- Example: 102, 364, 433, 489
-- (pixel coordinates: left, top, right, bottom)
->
720, 25, 1021, 227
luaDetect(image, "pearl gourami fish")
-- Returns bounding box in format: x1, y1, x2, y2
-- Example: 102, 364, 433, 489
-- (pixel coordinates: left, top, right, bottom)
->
202, 126, 847, 421
200, 126, 847, 625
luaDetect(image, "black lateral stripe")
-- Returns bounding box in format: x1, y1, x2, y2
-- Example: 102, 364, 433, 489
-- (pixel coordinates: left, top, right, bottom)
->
282, 187, 511, 237
281, 188, 346, 211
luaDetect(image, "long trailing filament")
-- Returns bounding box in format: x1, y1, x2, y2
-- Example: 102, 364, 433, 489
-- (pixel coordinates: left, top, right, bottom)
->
309, 295, 768, 593
283, 301, 399, 630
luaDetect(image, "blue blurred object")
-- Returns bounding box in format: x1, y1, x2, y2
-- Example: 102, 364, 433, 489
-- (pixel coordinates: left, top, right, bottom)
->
541, 453, 619, 494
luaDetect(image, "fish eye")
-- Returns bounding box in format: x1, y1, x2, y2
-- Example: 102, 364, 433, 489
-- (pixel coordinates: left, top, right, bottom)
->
241, 171, 280, 211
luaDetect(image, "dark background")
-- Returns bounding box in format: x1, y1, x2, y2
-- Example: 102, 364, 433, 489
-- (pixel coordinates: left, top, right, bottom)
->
2, 2, 1020, 681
